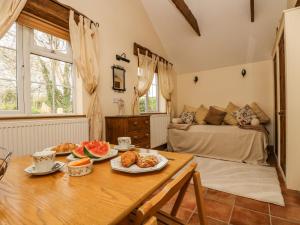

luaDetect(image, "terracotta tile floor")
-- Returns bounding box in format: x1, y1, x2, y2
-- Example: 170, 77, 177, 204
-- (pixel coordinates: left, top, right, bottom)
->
160, 154, 300, 225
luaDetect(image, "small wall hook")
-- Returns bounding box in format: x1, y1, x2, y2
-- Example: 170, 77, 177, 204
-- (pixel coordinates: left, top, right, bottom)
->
241, 69, 247, 77
194, 76, 198, 84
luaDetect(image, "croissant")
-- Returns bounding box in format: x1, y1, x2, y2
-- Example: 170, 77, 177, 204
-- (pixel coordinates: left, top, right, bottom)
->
121, 151, 139, 168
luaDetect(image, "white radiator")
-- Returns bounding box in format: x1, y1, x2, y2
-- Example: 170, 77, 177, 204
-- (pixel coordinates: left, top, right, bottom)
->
150, 114, 170, 148
0, 118, 89, 156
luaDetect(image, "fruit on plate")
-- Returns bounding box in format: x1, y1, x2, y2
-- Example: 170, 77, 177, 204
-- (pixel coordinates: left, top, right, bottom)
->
83, 141, 110, 158
72, 146, 86, 158
52, 143, 77, 153
72, 141, 110, 159
68, 158, 91, 167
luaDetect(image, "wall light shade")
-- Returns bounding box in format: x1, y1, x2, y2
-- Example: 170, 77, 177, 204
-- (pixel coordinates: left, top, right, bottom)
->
116, 53, 130, 63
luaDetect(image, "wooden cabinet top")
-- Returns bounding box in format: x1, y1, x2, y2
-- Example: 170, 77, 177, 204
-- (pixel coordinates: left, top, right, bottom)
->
105, 115, 150, 118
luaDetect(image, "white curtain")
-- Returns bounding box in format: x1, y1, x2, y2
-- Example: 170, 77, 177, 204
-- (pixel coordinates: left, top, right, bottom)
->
132, 50, 158, 115
69, 10, 102, 140
158, 60, 174, 115
0, 0, 27, 38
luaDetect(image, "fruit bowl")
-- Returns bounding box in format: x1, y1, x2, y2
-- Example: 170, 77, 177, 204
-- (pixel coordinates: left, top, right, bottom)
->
67, 158, 93, 177
0, 147, 12, 181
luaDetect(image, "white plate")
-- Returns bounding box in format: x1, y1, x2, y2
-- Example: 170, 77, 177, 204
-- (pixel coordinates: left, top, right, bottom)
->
66, 149, 119, 162
110, 153, 168, 174
44, 145, 79, 156
114, 145, 135, 152
24, 161, 65, 175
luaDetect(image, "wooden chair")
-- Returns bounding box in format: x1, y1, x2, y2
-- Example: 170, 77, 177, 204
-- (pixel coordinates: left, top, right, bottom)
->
133, 163, 207, 225
143, 217, 157, 225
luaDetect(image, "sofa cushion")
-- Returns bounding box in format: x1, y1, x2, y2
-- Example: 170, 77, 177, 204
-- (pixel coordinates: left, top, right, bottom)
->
204, 106, 227, 125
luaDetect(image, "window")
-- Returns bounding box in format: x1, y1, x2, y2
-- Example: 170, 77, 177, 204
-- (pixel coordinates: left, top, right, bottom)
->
0, 24, 18, 111
0, 23, 75, 115
139, 74, 166, 113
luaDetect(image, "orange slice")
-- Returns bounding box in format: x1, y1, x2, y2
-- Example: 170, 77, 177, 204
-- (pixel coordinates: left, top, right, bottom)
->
69, 158, 91, 167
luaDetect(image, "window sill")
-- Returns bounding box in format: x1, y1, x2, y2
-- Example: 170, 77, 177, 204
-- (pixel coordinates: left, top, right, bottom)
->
0, 114, 86, 121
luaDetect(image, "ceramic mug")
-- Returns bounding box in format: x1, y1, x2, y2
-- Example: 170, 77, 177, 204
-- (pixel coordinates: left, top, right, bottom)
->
32, 151, 56, 172
117, 137, 131, 148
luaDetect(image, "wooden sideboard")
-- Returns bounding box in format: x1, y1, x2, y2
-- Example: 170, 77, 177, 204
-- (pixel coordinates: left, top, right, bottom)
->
105, 115, 150, 148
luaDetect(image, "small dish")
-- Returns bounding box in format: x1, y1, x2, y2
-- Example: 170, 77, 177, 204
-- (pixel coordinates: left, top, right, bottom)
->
67, 149, 119, 162
114, 145, 135, 152
67, 160, 93, 177
24, 161, 65, 176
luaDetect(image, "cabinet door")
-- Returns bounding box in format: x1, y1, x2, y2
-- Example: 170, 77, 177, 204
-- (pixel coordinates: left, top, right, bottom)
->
278, 33, 286, 174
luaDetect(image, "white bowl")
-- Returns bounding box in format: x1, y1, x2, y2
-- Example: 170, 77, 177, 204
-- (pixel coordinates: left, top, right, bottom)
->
67, 161, 93, 177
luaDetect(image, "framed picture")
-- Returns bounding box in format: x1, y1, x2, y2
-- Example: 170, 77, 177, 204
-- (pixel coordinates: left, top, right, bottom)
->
112, 65, 126, 92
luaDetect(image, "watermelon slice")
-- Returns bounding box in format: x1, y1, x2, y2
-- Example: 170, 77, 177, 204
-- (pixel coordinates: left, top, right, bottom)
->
83, 141, 110, 158
80, 141, 90, 146
72, 146, 86, 158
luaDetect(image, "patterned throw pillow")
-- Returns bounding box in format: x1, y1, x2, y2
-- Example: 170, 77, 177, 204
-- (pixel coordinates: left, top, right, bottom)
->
180, 112, 195, 124
233, 105, 257, 126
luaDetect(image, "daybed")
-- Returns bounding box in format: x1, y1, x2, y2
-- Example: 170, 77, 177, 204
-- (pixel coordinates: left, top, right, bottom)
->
168, 124, 268, 165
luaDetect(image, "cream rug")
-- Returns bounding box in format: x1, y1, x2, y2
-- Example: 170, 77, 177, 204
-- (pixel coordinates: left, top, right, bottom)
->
181, 156, 284, 206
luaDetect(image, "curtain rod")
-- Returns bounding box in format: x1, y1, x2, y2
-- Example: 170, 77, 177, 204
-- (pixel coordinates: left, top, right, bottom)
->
133, 42, 173, 66
50, 0, 99, 27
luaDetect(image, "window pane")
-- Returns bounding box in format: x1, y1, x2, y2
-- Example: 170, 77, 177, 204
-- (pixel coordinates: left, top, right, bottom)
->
0, 24, 17, 111
54, 61, 72, 88
0, 23, 16, 49
147, 74, 158, 112
148, 96, 157, 112
33, 30, 51, 50
55, 85, 73, 113
33, 30, 68, 54
139, 96, 146, 113
0, 79, 17, 110
30, 54, 73, 114
30, 54, 51, 84
31, 83, 53, 114
52, 36, 68, 54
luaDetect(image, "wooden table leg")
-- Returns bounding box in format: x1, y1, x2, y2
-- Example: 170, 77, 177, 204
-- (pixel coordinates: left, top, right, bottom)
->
193, 172, 207, 225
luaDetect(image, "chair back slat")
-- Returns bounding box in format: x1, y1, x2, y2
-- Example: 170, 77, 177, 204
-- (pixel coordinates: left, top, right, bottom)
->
135, 163, 197, 225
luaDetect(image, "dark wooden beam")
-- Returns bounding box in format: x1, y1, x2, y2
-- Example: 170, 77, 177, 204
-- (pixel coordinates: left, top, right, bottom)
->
296, 0, 300, 7
171, 0, 200, 36
250, 0, 255, 22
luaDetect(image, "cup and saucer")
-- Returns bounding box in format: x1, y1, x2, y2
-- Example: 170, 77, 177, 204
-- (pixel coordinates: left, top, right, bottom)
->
114, 137, 135, 152
24, 151, 65, 176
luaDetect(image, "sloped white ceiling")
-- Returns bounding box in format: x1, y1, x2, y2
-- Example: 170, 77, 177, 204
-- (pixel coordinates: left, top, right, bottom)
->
141, 0, 287, 74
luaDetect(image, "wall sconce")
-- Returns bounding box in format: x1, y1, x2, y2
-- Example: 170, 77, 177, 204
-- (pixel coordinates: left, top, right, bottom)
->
241, 69, 247, 77
194, 76, 199, 84
116, 53, 130, 63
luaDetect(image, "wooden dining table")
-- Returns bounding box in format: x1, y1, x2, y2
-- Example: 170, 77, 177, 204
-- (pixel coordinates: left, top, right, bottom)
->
0, 150, 193, 225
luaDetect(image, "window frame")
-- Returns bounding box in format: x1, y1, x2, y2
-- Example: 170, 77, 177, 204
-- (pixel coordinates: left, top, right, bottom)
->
0, 24, 77, 116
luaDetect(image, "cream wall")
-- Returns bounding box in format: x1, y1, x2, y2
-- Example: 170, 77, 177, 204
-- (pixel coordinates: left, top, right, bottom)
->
58, 0, 171, 136
176, 60, 274, 143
